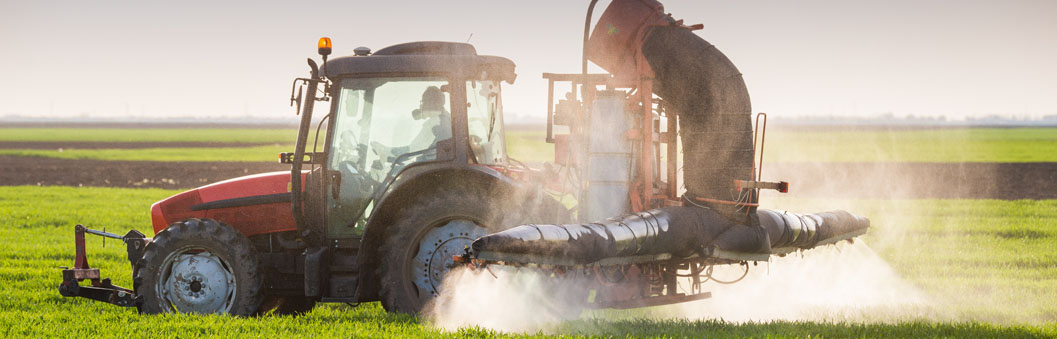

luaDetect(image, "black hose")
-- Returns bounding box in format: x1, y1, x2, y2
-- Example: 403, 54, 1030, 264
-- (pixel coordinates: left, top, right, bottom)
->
641, 25, 757, 223
582, 0, 600, 76
471, 207, 869, 265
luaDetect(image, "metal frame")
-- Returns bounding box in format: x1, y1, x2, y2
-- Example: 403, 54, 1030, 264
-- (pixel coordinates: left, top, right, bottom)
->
542, 71, 681, 217
58, 225, 148, 307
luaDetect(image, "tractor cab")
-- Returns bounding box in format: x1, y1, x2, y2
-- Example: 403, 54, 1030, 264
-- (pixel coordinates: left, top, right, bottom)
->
275, 41, 550, 311
290, 41, 519, 240
316, 42, 515, 238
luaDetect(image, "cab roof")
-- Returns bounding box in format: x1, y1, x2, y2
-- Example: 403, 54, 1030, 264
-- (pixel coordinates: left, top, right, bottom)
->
322, 41, 517, 83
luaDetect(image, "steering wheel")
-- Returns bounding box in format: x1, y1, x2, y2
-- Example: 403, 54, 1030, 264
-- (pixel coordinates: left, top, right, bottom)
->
369, 141, 386, 156
334, 131, 367, 165
337, 161, 373, 200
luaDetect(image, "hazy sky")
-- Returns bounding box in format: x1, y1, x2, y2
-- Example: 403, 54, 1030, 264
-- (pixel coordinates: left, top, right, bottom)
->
2, 0, 1055, 121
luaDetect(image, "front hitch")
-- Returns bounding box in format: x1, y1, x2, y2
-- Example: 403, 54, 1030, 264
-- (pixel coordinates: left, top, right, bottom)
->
58, 224, 150, 307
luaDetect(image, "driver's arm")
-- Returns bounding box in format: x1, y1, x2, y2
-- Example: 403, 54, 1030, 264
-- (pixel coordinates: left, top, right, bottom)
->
370, 141, 409, 160
407, 117, 445, 152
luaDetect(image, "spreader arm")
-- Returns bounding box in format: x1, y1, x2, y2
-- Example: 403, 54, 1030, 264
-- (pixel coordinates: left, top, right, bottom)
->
84, 228, 124, 239
58, 225, 149, 308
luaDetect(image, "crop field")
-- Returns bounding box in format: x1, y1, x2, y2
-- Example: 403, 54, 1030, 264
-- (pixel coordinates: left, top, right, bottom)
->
0, 187, 1054, 337
0, 145, 293, 163
1, 187, 1055, 337
510, 127, 1057, 164
3, 127, 1057, 163
0, 127, 297, 144
1, 125, 1056, 337
0, 127, 296, 162
762, 128, 1057, 163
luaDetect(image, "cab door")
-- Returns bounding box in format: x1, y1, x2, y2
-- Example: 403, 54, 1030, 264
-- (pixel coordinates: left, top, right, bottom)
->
324, 76, 454, 239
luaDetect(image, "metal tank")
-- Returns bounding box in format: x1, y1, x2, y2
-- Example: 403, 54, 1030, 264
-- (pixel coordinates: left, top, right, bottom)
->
582, 90, 635, 222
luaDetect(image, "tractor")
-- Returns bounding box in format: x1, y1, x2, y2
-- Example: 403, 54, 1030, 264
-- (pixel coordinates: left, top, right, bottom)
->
59, 0, 869, 316
58, 39, 568, 315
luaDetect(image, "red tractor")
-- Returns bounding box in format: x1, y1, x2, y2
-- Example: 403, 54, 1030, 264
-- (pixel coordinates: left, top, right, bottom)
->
59, 39, 571, 315
59, 0, 869, 316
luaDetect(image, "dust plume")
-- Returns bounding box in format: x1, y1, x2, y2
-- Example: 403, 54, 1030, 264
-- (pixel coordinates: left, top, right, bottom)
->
671, 241, 931, 323
428, 127, 1046, 332
427, 241, 934, 334
425, 266, 588, 333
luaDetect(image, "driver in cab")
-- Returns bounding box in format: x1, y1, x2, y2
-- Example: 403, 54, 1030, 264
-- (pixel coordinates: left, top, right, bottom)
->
371, 86, 451, 160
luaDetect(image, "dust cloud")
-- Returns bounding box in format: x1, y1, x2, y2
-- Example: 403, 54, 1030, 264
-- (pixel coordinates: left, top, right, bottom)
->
427, 241, 934, 334
427, 160, 944, 333
672, 241, 930, 323
426, 266, 588, 333
424, 128, 1010, 334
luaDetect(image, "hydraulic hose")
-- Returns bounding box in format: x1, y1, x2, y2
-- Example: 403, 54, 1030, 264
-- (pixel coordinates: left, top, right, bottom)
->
583, 0, 600, 76
584, 0, 756, 223
472, 207, 869, 265
641, 25, 756, 221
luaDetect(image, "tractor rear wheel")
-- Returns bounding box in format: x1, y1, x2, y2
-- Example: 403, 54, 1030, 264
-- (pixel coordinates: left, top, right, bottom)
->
133, 218, 264, 315
377, 186, 531, 314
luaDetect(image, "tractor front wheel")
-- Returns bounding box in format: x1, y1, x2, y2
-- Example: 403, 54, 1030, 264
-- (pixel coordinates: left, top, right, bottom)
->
133, 218, 264, 315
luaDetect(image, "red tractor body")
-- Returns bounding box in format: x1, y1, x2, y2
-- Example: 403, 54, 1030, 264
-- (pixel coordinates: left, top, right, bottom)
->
150, 171, 303, 237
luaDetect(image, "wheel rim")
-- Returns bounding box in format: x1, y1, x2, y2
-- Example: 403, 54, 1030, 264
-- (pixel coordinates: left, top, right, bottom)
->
412, 219, 487, 298
157, 248, 237, 314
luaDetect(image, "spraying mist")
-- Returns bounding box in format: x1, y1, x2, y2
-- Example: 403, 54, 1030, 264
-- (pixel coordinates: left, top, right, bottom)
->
427, 266, 590, 333
425, 155, 989, 335
427, 242, 933, 334
672, 241, 928, 323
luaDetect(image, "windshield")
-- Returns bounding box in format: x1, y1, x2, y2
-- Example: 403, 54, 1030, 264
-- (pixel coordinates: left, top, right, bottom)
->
327, 77, 452, 233
466, 79, 506, 165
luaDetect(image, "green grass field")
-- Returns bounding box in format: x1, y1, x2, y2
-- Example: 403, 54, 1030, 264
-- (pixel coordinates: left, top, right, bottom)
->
1, 125, 1056, 337
768, 197, 1057, 324
762, 128, 1057, 163
3, 127, 1057, 163
0, 127, 298, 162
1, 186, 1054, 337
513, 128, 1057, 164
0, 128, 298, 144
0, 145, 292, 163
